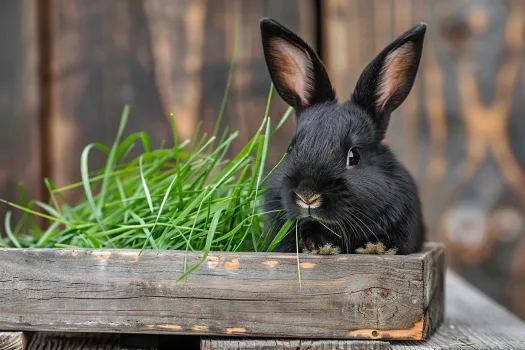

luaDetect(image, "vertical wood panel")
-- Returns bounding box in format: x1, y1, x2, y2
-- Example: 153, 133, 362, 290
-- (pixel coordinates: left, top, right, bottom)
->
0, 0, 41, 226
49, 0, 173, 201
323, 0, 525, 319
49, 0, 315, 204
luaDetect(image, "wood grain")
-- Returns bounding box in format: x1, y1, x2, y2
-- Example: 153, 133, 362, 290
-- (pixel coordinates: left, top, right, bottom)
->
201, 339, 391, 350
322, 0, 525, 320
0, 243, 444, 340
200, 273, 525, 349
0, 333, 26, 350
47, 0, 314, 204
0, 0, 41, 226
391, 272, 525, 349
26, 332, 163, 349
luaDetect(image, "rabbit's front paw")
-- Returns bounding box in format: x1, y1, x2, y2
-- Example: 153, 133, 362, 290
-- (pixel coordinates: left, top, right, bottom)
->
302, 236, 341, 255
355, 242, 397, 255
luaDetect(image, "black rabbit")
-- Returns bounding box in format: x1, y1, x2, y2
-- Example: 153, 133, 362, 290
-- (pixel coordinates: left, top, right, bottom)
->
261, 18, 426, 255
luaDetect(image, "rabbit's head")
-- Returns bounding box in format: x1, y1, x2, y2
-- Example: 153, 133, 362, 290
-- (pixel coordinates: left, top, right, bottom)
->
261, 18, 426, 251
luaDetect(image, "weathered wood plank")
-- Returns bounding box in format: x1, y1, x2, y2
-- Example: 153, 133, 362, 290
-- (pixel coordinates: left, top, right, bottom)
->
0, 0, 41, 228
201, 272, 525, 349
26, 332, 160, 349
0, 332, 26, 350
322, 0, 525, 321
0, 243, 444, 340
391, 272, 525, 349
201, 339, 391, 350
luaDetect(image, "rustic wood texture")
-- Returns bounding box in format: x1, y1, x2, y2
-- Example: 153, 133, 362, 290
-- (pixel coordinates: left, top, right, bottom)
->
323, 0, 525, 320
201, 339, 391, 350
26, 332, 163, 349
48, 0, 314, 203
0, 333, 26, 350
0, 0, 41, 226
0, 243, 444, 340
391, 272, 525, 349
25, 332, 203, 349
201, 272, 525, 349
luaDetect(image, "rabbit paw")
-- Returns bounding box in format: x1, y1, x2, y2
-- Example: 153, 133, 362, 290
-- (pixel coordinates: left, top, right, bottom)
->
302, 236, 341, 255
355, 242, 397, 255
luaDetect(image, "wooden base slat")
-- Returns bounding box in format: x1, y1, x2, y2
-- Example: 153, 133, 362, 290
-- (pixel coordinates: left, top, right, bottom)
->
0, 332, 26, 350
200, 339, 391, 350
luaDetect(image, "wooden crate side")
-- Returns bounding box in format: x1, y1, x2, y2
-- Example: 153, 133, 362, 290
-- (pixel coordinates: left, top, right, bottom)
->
422, 243, 445, 338
0, 244, 443, 340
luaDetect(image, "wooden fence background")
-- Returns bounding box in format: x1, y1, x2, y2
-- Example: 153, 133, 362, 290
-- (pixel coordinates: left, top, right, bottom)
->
1, 0, 524, 320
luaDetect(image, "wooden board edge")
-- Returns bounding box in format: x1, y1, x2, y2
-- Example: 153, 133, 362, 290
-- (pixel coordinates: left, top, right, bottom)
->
346, 316, 424, 341
200, 338, 392, 350
421, 242, 446, 339
0, 332, 27, 350
0, 241, 443, 260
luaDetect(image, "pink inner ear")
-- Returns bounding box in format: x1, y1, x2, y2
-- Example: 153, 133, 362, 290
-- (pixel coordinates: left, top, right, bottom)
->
270, 37, 313, 107
376, 42, 414, 113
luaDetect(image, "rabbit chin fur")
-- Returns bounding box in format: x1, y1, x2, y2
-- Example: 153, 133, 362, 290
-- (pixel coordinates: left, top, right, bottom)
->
260, 18, 427, 255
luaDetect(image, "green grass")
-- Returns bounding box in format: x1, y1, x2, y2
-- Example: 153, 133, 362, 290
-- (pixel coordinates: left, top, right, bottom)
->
1, 101, 293, 257
0, 18, 301, 279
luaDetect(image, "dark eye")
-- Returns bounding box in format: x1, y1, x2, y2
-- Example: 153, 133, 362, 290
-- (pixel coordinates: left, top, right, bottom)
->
347, 147, 360, 168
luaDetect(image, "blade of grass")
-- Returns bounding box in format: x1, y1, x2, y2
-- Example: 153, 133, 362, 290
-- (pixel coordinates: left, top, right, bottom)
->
0, 199, 77, 228
4, 211, 22, 248
97, 105, 130, 214
81, 143, 107, 231
177, 208, 223, 282
139, 155, 154, 213
130, 212, 158, 249
213, 16, 239, 138
171, 113, 184, 211
295, 219, 301, 288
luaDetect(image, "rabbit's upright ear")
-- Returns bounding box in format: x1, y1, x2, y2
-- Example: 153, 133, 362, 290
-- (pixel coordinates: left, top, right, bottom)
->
352, 23, 426, 139
260, 18, 335, 112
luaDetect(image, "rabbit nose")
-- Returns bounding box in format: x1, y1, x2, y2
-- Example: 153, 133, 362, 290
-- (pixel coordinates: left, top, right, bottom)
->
294, 191, 322, 209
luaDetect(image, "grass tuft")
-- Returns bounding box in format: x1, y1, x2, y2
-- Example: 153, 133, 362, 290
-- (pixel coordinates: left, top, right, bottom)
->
1, 103, 293, 264
1, 17, 298, 278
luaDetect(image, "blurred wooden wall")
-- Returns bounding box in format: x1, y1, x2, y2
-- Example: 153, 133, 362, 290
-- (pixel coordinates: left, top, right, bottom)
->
1, 0, 524, 319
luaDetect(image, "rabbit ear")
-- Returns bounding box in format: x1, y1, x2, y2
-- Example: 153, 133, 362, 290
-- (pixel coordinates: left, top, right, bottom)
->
260, 18, 336, 112
352, 23, 426, 139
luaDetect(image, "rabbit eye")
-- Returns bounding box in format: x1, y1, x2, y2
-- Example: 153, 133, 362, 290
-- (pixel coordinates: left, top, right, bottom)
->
347, 148, 360, 168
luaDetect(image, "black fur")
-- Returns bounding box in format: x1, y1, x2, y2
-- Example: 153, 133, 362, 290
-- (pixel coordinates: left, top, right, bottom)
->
260, 18, 427, 255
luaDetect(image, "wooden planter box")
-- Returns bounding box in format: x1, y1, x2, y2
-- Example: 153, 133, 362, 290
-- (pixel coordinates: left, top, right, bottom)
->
0, 243, 444, 341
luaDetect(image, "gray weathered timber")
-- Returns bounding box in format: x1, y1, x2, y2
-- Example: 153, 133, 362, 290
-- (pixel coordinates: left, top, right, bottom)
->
201, 339, 391, 350
0, 243, 444, 340
201, 272, 525, 349
26, 332, 160, 350
0, 332, 26, 350
391, 272, 525, 349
